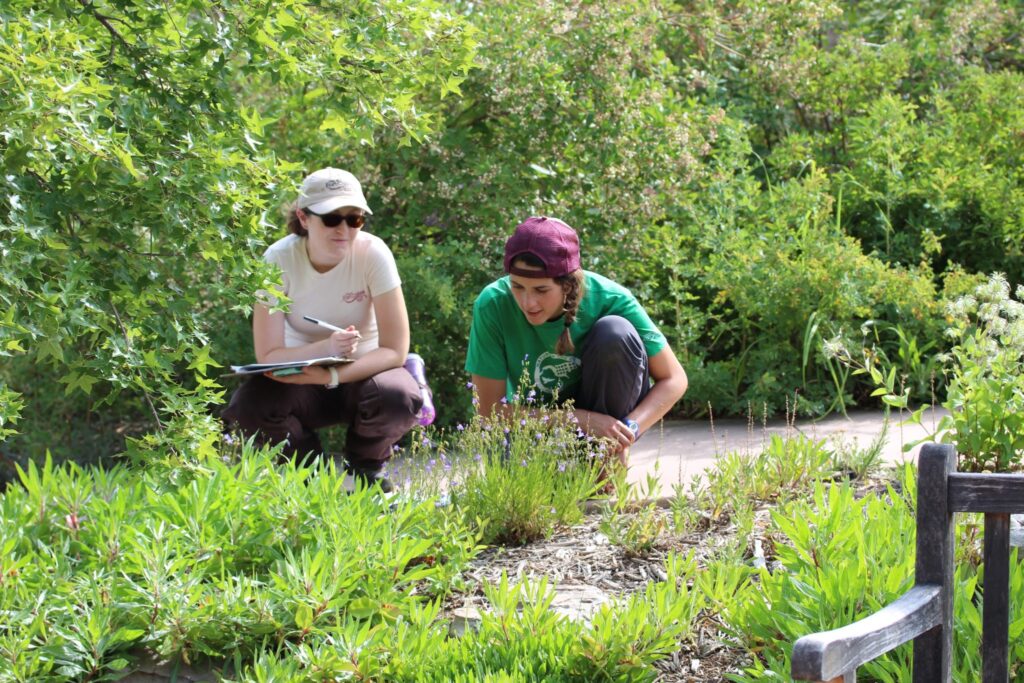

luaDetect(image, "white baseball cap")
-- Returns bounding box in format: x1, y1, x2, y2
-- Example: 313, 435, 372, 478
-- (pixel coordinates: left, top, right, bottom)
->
297, 168, 373, 215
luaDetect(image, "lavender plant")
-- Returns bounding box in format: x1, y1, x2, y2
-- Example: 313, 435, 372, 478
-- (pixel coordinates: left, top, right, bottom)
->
449, 388, 606, 546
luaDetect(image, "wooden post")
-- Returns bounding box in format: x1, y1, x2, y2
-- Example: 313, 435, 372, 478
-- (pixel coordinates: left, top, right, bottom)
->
913, 443, 955, 683
983, 512, 1010, 683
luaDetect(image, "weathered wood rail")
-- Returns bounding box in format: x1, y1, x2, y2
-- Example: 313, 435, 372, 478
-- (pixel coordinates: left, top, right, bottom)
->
791, 442, 1021, 683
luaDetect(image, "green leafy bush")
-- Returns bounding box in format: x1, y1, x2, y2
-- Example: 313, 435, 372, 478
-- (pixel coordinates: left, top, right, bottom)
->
0, 446, 479, 676
725, 477, 917, 681
928, 274, 1024, 472
845, 274, 1024, 472
690, 433, 836, 524
409, 555, 701, 682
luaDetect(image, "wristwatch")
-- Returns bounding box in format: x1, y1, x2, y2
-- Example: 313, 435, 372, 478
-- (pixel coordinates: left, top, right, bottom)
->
625, 419, 640, 440
326, 365, 340, 389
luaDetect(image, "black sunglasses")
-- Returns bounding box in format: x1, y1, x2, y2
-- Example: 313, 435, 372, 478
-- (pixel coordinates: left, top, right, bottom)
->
307, 210, 366, 228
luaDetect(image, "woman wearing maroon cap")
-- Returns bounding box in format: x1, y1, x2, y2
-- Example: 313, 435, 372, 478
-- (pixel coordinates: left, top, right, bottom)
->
465, 216, 688, 460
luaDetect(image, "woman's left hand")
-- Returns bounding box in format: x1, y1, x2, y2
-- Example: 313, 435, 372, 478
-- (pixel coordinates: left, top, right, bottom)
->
264, 366, 331, 385
575, 409, 635, 454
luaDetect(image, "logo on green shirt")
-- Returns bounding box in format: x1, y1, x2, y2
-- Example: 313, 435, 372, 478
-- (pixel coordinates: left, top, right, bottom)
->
534, 351, 582, 395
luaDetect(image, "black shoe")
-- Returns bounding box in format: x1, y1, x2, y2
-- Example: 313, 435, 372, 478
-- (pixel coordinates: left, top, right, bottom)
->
349, 466, 394, 493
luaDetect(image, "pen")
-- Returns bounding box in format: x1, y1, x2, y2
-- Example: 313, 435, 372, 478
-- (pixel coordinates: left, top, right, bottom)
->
302, 315, 362, 339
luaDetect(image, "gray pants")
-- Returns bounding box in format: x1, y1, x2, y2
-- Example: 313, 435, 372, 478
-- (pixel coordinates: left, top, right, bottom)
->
222, 367, 422, 471
568, 315, 651, 419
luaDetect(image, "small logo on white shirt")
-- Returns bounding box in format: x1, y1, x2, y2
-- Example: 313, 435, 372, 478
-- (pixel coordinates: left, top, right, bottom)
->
343, 290, 367, 303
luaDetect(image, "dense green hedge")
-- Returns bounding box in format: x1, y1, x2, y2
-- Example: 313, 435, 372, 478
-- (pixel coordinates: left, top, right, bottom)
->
2, 0, 1022, 462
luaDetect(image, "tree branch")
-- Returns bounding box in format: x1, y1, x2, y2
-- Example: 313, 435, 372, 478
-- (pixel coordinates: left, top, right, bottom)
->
109, 300, 164, 433
78, 0, 133, 57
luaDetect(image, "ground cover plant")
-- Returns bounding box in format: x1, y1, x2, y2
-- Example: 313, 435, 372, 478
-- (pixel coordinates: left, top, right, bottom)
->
0, 447, 480, 678
0, 409, 701, 681
4, 399, 1023, 681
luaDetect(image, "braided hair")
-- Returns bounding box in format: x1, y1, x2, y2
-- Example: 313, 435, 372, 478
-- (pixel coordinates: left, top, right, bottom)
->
510, 253, 586, 355
555, 269, 586, 355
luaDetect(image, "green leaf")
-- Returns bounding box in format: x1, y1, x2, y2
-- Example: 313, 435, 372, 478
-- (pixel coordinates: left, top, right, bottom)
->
295, 604, 313, 630
441, 75, 465, 98
111, 146, 142, 180
348, 597, 378, 619
187, 346, 222, 377
62, 372, 99, 396
320, 115, 350, 135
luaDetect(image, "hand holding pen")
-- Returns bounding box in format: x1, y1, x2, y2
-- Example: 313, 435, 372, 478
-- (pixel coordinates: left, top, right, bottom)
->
303, 316, 361, 358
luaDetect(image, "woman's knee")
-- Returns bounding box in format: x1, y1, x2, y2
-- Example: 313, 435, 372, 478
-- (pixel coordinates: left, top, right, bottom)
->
357, 368, 423, 425
223, 376, 290, 429
582, 316, 643, 361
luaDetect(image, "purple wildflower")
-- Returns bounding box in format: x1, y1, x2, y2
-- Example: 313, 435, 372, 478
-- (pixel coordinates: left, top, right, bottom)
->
519, 418, 527, 427
466, 381, 475, 390
557, 461, 566, 472
474, 453, 482, 462
534, 432, 542, 441
520, 459, 528, 467
457, 423, 465, 431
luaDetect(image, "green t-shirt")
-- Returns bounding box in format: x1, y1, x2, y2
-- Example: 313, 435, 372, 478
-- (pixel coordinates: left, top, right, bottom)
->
465, 271, 668, 400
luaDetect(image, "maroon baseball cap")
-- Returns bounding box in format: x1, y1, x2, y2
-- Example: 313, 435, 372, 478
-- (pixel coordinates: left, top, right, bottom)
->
503, 216, 581, 278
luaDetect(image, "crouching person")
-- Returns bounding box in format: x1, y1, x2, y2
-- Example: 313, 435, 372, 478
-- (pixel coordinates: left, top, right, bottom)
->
465, 216, 687, 464
223, 168, 421, 491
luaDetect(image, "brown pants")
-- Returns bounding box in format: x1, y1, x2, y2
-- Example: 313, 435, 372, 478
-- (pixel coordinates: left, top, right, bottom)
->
222, 368, 422, 470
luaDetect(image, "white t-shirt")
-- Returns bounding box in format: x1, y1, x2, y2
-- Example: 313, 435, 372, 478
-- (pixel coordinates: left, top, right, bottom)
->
261, 232, 402, 358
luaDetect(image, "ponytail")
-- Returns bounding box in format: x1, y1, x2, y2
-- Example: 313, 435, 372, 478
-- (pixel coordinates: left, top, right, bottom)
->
285, 202, 307, 236
555, 270, 585, 355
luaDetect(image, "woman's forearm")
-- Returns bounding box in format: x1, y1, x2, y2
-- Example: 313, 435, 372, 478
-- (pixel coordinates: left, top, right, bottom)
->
334, 346, 406, 385
627, 373, 688, 434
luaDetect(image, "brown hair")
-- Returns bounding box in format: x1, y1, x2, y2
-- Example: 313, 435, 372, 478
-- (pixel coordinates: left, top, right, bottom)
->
285, 202, 306, 237
511, 253, 586, 355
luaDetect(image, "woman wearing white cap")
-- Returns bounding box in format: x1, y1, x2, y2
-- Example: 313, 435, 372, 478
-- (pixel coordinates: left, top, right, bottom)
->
224, 168, 422, 491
